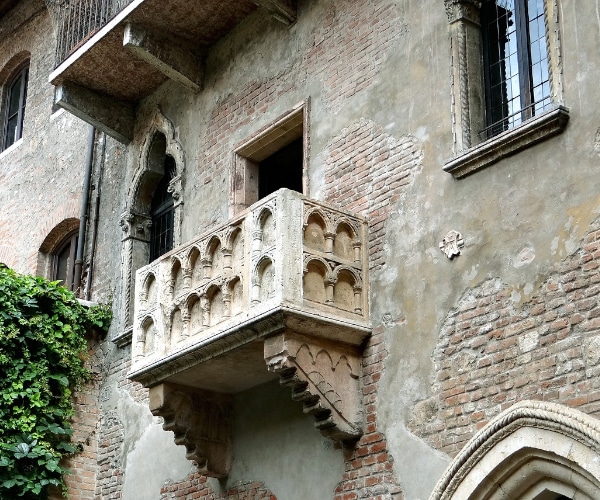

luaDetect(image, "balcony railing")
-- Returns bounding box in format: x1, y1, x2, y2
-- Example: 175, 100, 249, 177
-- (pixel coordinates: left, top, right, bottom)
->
128, 189, 370, 388
49, 0, 133, 66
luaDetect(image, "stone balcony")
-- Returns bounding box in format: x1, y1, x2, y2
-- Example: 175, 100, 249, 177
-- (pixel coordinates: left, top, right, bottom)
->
128, 189, 371, 476
47, 0, 296, 143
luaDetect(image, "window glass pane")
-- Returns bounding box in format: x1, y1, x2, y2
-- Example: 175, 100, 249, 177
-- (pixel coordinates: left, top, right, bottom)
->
5, 116, 17, 148
3, 65, 28, 150
54, 234, 78, 290
149, 156, 175, 262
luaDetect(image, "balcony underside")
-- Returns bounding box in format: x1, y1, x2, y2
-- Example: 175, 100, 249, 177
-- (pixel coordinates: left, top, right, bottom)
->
129, 305, 371, 390
49, 0, 296, 142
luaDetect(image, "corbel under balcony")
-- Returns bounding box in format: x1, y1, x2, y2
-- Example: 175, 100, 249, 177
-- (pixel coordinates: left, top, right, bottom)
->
128, 189, 370, 477
47, 0, 297, 143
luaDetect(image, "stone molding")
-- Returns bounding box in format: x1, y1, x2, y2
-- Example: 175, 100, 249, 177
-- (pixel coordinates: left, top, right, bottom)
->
443, 106, 569, 178
430, 400, 600, 500
265, 332, 363, 441
149, 383, 232, 478
115, 106, 186, 345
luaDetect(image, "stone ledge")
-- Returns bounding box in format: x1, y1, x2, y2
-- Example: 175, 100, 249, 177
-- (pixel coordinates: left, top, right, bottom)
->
443, 106, 570, 178
112, 326, 133, 347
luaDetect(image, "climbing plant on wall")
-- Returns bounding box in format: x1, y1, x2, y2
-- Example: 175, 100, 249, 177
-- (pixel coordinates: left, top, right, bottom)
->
0, 265, 111, 499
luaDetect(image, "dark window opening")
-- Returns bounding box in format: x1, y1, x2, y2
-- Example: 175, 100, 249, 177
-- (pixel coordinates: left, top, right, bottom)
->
258, 137, 303, 199
3, 63, 28, 150
149, 155, 175, 262
53, 231, 78, 291
481, 0, 551, 139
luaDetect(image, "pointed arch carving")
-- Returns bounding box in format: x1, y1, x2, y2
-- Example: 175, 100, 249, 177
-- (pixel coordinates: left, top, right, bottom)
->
116, 106, 187, 346
264, 331, 363, 442
431, 400, 600, 500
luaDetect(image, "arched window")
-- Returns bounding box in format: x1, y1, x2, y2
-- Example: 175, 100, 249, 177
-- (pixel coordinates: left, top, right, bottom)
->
38, 219, 81, 292
149, 155, 175, 262
3, 62, 28, 150
53, 230, 78, 291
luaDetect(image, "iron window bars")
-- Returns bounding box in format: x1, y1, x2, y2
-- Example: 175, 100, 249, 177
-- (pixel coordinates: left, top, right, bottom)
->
480, 0, 552, 139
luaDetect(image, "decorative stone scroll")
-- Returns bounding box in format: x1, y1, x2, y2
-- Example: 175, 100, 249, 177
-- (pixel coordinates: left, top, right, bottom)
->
264, 332, 363, 442
149, 383, 232, 478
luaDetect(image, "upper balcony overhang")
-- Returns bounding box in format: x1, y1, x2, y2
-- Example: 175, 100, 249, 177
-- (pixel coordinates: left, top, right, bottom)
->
128, 189, 371, 476
48, 0, 297, 143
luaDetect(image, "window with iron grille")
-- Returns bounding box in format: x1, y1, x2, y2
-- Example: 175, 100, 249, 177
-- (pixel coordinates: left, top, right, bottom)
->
3, 63, 28, 150
149, 155, 175, 262
481, 0, 551, 139
443, 0, 567, 177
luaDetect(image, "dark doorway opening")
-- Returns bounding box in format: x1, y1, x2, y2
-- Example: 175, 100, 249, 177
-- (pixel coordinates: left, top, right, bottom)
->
258, 137, 303, 199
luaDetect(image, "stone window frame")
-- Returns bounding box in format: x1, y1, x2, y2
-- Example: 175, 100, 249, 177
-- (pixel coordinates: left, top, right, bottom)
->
0, 51, 31, 153
114, 108, 185, 347
443, 0, 568, 178
230, 100, 310, 216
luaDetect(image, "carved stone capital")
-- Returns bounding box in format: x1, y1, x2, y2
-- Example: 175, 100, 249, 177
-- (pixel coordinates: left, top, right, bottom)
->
120, 210, 152, 241
444, 0, 481, 24
149, 383, 232, 478
264, 332, 363, 442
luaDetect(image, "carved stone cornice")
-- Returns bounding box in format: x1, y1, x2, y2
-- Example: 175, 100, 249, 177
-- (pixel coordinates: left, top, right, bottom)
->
444, 0, 482, 24
264, 332, 363, 442
149, 383, 232, 478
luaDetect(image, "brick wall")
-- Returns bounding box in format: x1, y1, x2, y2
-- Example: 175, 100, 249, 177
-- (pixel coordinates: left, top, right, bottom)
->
160, 474, 275, 500
322, 119, 422, 272
409, 216, 600, 456
333, 325, 403, 500
95, 347, 148, 498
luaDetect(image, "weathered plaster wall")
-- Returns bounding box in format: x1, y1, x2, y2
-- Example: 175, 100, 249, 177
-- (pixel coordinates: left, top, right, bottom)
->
4, 0, 600, 498
93, 0, 600, 497
0, 4, 90, 273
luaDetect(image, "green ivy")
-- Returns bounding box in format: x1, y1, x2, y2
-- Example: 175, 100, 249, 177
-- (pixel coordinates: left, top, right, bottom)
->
0, 265, 111, 499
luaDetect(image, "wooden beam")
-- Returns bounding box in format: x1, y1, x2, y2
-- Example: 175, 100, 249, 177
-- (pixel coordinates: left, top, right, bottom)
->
253, 0, 297, 26
55, 82, 134, 144
123, 23, 203, 92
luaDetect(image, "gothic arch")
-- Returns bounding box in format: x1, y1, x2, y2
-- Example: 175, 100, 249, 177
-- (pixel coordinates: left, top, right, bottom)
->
430, 400, 600, 500
117, 107, 186, 344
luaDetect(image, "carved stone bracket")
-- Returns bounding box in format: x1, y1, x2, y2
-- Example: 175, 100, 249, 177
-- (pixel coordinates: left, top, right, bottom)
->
149, 383, 232, 478
264, 331, 363, 442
